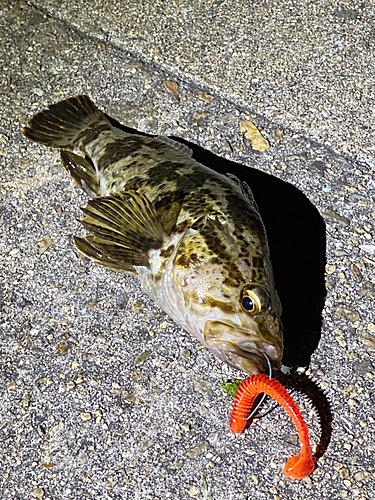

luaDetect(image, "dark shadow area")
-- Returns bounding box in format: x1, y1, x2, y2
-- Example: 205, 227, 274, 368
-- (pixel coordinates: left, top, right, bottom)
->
278, 372, 333, 465
105, 113, 326, 369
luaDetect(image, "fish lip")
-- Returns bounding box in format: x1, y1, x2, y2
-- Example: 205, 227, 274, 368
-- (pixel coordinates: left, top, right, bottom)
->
235, 339, 282, 367
204, 320, 283, 373
229, 343, 276, 373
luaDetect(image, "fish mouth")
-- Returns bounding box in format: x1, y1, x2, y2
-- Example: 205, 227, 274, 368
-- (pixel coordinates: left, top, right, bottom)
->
204, 320, 283, 374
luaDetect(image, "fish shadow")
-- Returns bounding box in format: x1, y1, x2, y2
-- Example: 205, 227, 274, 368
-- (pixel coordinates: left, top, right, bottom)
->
243, 372, 333, 465
106, 114, 327, 369
278, 372, 333, 463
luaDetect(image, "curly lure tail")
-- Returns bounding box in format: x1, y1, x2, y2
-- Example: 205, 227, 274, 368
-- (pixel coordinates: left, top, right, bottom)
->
229, 374, 315, 479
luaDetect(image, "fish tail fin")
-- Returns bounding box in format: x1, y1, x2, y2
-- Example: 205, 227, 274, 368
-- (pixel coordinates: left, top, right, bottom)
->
22, 95, 107, 149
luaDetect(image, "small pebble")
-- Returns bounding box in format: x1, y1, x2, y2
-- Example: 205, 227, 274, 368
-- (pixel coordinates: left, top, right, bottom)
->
139, 438, 155, 453
360, 331, 375, 351
38, 235, 52, 255
80, 412, 92, 421
350, 264, 362, 280
77, 452, 88, 464
272, 129, 283, 141
322, 210, 350, 226
164, 80, 180, 99
188, 485, 200, 498
339, 467, 350, 479
121, 391, 135, 403
180, 348, 191, 359
354, 471, 366, 481
197, 91, 214, 102
334, 305, 360, 321
326, 264, 336, 274
135, 350, 152, 365
187, 441, 208, 459
30, 489, 44, 499
353, 359, 374, 375
131, 301, 144, 313
348, 352, 359, 360
194, 379, 213, 397
336, 336, 347, 348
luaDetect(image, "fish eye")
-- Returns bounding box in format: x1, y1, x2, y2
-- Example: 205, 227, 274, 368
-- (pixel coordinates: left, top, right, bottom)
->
241, 295, 254, 311
240, 285, 270, 316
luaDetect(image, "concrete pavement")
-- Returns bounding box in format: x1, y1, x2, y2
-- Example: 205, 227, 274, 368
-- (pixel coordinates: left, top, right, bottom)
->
1, 1, 374, 499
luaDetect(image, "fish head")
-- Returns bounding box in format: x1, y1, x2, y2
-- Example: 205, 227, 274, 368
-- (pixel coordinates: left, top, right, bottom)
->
199, 282, 283, 374
172, 217, 283, 375
203, 290, 283, 374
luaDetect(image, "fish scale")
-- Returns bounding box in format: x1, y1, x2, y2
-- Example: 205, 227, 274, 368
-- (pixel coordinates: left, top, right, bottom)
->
23, 94, 283, 375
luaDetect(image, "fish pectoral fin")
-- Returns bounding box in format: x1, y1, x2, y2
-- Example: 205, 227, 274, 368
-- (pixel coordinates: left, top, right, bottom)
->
74, 236, 137, 274
75, 190, 167, 272
156, 190, 184, 236
60, 150, 100, 196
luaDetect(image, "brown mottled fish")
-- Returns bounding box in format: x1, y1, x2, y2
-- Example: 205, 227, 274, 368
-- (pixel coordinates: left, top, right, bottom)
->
23, 95, 283, 374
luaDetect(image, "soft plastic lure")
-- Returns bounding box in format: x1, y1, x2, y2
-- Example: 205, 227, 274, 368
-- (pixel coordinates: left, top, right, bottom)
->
229, 374, 315, 479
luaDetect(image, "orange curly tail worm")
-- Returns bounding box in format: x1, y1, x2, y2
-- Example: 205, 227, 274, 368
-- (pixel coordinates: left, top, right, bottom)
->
229, 374, 315, 479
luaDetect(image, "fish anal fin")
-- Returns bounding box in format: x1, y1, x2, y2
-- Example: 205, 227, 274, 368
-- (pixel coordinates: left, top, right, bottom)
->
60, 150, 100, 196
75, 191, 167, 272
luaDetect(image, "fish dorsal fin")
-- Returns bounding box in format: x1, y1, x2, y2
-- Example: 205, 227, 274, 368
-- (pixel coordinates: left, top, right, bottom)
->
226, 172, 256, 205
75, 191, 167, 273
157, 136, 193, 157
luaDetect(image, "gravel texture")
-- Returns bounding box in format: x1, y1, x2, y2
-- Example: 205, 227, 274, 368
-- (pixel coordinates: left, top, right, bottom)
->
1, 1, 375, 499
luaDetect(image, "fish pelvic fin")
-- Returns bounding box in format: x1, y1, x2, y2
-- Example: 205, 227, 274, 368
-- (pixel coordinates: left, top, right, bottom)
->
75, 190, 167, 273
22, 95, 106, 149
60, 150, 100, 197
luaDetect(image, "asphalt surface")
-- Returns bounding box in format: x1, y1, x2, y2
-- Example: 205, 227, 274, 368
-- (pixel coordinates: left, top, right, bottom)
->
1, 1, 375, 499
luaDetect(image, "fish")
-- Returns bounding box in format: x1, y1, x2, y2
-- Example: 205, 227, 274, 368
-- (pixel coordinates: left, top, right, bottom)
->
22, 95, 283, 374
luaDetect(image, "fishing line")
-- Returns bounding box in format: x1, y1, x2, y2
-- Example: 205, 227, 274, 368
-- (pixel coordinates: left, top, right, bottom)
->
244, 352, 272, 421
